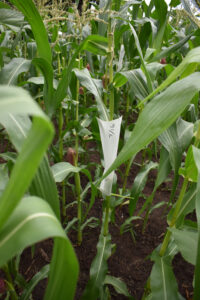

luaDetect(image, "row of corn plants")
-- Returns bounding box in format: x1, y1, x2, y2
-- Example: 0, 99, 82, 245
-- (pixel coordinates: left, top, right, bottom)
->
1, 0, 200, 299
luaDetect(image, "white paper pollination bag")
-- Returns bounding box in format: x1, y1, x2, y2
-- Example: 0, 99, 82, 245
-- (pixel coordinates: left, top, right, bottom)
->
97, 117, 122, 196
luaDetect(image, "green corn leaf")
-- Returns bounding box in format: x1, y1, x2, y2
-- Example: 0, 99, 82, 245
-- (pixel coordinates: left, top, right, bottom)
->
0, 86, 78, 299
20, 265, 49, 300
169, 227, 197, 265
0, 58, 31, 85
83, 35, 108, 56
0, 3, 11, 9
117, 44, 125, 72
140, 46, 200, 106
152, 16, 167, 54
0, 65, 59, 219
167, 183, 197, 227
27, 77, 58, 89
0, 8, 25, 30
118, 0, 141, 17
159, 119, 193, 165
0, 152, 17, 163
120, 216, 141, 235
74, 68, 109, 121
150, 252, 184, 300
29, 157, 60, 219
0, 164, 9, 197
177, 118, 194, 151
0, 114, 60, 220
150, 34, 192, 63
0, 114, 32, 151
120, 69, 149, 100
129, 161, 158, 215
32, 58, 54, 116
51, 162, 81, 182
27, 42, 37, 59
0, 85, 54, 229
8, 0, 52, 64
129, 23, 153, 93
102, 72, 200, 182
113, 73, 128, 88
176, 184, 197, 223
150, 0, 168, 52
104, 275, 133, 298
179, 145, 198, 182
0, 196, 78, 300
138, 147, 171, 216
154, 146, 171, 190
44, 238, 78, 300
54, 35, 108, 113
190, 146, 200, 300
4, 0, 54, 115
81, 227, 111, 300
159, 122, 182, 203
154, 0, 168, 25
146, 62, 165, 81
0, 85, 48, 121
0, 116, 53, 228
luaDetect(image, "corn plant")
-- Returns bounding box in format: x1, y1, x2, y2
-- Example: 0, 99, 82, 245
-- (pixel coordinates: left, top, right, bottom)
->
2, 0, 200, 299
0, 85, 79, 299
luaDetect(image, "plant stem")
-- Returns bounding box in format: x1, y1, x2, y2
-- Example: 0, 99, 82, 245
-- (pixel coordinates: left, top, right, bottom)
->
75, 171, 82, 244
3, 264, 18, 300
58, 52, 63, 161
75, 56, 82, 245
103, 195, 110, 236
57, 52, 66, 217
142, 190, 156, 233
107, 10, 114, 120
83, 87, 86, 105
122, 157, 134, 194
159, 177, 188, 256
170, 178, 188, 226
61, 181, 66, 217
58, 104, 63, 160
125, 91, 130, 121
103, 1, 114, 237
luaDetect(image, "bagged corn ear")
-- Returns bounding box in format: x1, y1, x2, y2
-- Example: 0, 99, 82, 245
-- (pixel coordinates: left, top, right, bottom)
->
97, 116, 122, 196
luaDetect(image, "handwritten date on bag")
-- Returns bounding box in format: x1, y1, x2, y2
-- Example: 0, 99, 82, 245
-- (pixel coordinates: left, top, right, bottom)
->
108, 123, 115, 138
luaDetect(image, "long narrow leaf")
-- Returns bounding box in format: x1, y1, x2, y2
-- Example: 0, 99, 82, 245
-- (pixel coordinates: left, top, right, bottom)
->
170, 227, 197, 265
32, 58, 54, 116
102, 72, 200, 181
20, 265, 49, 300
54, 35, 108, 112
150, 34, 192, 63
51, 162, 81, 182
81, 229, 111, 300
130, 161, 157, 215
150, 253, 184, 300
140, 46, 200, 105
0, 114, 60, 219
0, 86, 54, 229
74, 68, 109, 121
0, 8, 25, 30
191, 146, 200, 300
129, 23, 153, 93
0, 196, 79, 300
0, 58, 31, 85
8, 0, 52, 64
